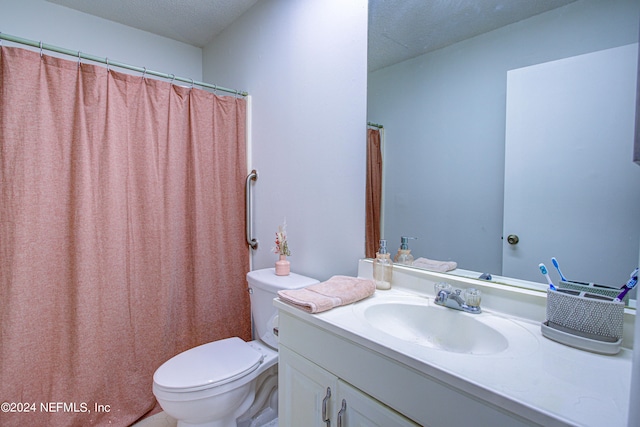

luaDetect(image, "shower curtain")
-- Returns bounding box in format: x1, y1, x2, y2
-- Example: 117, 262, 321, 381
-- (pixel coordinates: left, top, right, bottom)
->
0, 46, 251, 426
365, 128, 382, 258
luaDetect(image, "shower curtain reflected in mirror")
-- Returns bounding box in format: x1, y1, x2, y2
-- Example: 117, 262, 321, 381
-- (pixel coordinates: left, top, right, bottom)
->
366, 128, 382, 258
0, 46, 250, 426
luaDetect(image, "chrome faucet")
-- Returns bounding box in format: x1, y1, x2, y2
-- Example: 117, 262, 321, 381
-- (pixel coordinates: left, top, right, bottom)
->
434, 283, 482, 314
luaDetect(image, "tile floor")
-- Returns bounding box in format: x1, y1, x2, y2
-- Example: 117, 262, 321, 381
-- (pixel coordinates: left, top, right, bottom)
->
132, 411, 177, 427
131, 411, 279, 427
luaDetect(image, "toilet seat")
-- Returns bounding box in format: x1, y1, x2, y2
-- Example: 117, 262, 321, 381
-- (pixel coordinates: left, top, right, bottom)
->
153, 337, 264, 393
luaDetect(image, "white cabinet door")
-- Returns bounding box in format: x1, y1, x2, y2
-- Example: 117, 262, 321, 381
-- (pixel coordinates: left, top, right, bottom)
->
279, 345, 338, 427
279, 345, 418, 427
336, 380, 420, 427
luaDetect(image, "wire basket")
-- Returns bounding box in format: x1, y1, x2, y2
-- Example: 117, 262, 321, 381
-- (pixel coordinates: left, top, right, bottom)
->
542, 288, 624, 354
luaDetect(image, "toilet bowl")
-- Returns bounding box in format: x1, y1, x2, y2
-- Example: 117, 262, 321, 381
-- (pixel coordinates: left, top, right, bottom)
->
152, 268, 318, 427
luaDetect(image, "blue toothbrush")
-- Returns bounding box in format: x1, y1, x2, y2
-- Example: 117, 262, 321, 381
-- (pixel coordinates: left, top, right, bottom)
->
614, 268, 639, 302
539, 263, 556, 291
551, 257, 568, 282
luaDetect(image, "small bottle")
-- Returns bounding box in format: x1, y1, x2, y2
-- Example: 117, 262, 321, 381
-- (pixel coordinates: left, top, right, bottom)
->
373, 239, 393, 290
394, 236, 416, 266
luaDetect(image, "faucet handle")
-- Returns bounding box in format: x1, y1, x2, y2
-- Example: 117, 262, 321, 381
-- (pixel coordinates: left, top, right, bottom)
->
463, 288, 482, 307
434, 282, 452, 295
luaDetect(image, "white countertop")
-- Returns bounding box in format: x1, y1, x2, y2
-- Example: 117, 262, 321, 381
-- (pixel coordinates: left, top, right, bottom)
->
275, 262, 634, 427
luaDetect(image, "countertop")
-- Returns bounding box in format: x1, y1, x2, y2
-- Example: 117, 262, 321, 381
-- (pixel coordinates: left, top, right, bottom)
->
275, 283, 632, 427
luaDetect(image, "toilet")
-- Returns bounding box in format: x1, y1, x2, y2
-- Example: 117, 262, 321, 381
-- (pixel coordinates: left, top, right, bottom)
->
152, 268, 318, 427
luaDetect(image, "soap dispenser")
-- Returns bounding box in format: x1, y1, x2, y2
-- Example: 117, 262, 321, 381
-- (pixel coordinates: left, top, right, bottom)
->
394, 236, 416, 266
373, 239, 393, 290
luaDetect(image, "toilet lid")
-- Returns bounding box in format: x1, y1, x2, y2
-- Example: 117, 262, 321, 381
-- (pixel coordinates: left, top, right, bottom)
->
154, 337, 264, 392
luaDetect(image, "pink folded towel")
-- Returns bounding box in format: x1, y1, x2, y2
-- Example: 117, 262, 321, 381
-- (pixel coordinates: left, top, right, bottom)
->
412, 257, 457, 272
277, 275, 375, 314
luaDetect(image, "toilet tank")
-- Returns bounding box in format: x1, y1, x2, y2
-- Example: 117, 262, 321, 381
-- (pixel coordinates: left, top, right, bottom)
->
247, 268, 319, 349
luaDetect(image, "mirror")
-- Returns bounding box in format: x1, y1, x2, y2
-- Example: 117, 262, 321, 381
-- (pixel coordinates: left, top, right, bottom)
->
367, 0, 640, 301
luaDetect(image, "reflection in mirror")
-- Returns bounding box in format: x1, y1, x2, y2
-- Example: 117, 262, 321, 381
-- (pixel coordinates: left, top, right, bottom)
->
367, 0, 640, 303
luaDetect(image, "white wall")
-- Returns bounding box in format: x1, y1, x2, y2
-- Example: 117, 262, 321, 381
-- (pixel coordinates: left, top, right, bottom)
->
203, 0, 368, 280
368, 0, 640, 274
0, 0, 202, 81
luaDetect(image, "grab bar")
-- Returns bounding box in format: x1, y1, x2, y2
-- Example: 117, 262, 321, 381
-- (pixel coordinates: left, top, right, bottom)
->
245, 170, 258, 249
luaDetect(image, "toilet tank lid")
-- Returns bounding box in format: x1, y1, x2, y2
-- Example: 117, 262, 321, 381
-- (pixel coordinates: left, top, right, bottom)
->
246, 268, 319, 292
153, 337, 263, 392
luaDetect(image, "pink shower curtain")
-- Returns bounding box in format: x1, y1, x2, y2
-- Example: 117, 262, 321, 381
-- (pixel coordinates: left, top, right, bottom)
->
0, 46, 250, 426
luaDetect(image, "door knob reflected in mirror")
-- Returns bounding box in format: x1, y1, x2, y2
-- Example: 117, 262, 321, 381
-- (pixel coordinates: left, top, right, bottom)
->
507, 234, 519, 245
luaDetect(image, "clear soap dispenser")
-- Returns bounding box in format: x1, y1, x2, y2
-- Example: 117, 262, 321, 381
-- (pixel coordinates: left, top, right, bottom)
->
394, 236, 416, 266
373, 239, 393, 290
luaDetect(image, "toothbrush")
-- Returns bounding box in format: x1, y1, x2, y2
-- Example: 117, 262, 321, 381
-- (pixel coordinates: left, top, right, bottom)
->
614, 267, 639, 302
539, 263, 556, 291
551, 257, 568, 282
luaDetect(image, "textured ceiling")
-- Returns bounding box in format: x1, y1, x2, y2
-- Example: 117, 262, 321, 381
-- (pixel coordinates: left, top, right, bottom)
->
368, 0, 577, 71
47, 0, 576, 71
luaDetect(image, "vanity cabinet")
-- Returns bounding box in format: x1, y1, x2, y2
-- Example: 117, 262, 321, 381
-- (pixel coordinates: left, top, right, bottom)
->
279, 344, 417, 427
276, 302, 540, 427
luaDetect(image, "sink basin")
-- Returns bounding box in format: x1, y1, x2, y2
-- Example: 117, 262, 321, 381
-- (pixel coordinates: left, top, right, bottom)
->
356, 299, 509, 355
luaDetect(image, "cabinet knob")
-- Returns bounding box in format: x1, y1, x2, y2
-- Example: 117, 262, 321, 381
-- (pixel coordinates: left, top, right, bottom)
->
507, 234, 519, 245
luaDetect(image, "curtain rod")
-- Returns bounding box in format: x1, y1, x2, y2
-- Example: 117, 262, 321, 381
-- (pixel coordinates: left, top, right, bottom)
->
0, 32, 248, 97
367, 121, 383, 129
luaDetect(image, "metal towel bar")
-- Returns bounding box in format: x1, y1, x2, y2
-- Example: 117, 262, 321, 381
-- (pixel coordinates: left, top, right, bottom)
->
245, 170, 258, 249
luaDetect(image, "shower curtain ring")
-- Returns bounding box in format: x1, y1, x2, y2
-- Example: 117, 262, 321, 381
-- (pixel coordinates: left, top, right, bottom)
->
142, 67, 147, 79
77, 51, 81, 68
190, 78, 194, 89
170, 74, 176, 85
39, 41, 43, 58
